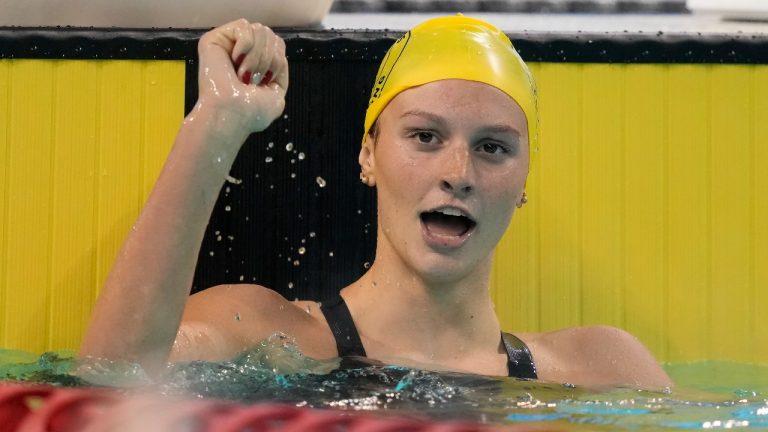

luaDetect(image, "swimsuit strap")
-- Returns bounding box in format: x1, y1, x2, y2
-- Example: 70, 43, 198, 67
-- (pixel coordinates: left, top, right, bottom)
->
321, 296, 538, 379
501, 332, 538, 379
320, 296, 367, 357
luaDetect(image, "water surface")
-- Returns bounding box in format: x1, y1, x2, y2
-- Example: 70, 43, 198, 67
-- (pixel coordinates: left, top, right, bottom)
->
2, 338, 767, 430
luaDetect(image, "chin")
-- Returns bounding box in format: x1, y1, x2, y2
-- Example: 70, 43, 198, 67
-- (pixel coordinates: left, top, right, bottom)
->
412, 252, 484, 286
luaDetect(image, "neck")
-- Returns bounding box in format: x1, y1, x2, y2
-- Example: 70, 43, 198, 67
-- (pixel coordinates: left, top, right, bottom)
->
342, 238, 502, 365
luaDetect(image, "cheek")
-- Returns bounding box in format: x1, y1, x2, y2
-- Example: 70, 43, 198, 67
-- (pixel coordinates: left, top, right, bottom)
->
482, 167, 527, 218
377, 141, 428, 192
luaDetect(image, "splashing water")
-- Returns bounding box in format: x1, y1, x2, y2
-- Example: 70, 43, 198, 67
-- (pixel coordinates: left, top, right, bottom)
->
3, 342, 768, 430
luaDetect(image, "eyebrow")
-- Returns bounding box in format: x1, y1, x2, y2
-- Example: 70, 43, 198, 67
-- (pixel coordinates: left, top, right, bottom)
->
400, 110, 448, 127
400, 110, 521, 138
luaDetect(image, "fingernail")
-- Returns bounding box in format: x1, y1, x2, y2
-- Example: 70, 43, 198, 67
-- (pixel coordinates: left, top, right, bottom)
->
259, 70, 273, 86
241, 71, 251, 85
234, 54, 245, 68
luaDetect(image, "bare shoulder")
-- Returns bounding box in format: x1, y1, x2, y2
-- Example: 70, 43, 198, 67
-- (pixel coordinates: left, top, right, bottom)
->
170, 284, 336, 362
518, 325, 672, 390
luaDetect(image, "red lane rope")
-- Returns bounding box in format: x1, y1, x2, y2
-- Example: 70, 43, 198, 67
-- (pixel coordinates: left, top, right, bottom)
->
0, 382, 553, 432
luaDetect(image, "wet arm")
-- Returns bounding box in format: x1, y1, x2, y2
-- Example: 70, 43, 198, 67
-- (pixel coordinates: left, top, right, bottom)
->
79, 20, 288, 373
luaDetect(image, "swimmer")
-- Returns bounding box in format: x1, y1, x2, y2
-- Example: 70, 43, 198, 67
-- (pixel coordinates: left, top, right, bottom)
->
80, 16, 672, 389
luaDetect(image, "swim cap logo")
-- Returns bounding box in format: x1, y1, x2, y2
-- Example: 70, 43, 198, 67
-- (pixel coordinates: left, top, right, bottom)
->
368, 31, 411, 107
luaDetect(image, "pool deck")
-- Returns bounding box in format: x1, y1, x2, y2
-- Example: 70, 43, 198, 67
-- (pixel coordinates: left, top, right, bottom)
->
325, 12, 768, 34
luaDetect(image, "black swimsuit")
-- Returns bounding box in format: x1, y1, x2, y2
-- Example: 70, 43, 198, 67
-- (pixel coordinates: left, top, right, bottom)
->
320, 296, 538, 379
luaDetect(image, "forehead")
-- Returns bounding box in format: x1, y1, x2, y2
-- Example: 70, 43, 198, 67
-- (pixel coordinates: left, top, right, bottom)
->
380, 79, 528, 129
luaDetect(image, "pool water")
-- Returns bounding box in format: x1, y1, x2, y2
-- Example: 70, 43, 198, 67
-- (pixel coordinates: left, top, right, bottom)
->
2, 336, 768, 431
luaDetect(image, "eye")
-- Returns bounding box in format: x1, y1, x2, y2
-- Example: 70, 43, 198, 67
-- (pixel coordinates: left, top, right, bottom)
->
478, 142, 510, 155
408, 130, 439, 145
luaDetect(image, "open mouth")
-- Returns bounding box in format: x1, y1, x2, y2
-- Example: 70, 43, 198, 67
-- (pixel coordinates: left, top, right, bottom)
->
420, 208, 476, 238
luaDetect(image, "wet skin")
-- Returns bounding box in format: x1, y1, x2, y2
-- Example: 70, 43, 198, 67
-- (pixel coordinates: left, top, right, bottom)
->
80, 19, 673, 389
360, 79, 529, 286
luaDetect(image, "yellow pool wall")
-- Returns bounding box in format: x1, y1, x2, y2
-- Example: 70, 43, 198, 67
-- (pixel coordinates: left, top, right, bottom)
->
0, 59, 766, 364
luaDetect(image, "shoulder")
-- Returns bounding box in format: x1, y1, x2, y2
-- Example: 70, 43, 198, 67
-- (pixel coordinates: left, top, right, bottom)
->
170, 284, 336, 362
520, 325, 672, 390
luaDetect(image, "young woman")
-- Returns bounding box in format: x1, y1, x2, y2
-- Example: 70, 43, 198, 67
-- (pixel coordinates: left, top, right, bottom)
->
80, 16, 672, 389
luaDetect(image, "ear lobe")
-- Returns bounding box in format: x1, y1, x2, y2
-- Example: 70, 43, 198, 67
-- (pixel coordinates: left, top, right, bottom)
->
358, 136, 376, 187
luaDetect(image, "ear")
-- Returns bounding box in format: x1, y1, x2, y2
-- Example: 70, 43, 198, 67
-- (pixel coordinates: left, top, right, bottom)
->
515, 190, 528, 208
358, 134, 377, 187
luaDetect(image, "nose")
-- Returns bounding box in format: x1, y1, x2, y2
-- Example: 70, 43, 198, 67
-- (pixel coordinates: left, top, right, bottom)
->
439, 144, 474, 197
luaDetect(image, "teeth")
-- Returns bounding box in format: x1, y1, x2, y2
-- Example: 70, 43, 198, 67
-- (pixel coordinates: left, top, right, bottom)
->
437, 208, 463, 217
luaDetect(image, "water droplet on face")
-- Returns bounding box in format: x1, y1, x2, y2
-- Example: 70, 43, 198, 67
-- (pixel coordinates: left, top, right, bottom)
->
316, 177, 326, 188
285, 142, 294, 151
298, 152, 305, 160
265, 156, 273, 163
298, 247, 306, 255
234, 312, 241, 321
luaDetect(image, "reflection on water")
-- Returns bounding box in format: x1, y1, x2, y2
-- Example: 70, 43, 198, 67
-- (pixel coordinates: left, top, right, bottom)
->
2, 337, 768, 430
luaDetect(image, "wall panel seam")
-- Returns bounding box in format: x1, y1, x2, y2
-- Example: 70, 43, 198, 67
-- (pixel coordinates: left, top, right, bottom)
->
46, 59, 58, 348
705, 66, 713, 361
138, 63, 147, 216
659, 65, 672, 361
616, 65, 627, 329
0, 61, 11, 346
577, 64, 584, 325
90, 63, 103, 311
748, 66, 757, 364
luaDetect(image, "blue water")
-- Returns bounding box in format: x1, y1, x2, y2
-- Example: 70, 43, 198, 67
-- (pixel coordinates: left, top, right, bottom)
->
2, 337, 768, 430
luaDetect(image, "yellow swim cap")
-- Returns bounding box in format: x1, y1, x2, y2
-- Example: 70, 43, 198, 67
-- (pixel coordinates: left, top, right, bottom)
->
364, 15, 538, 158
